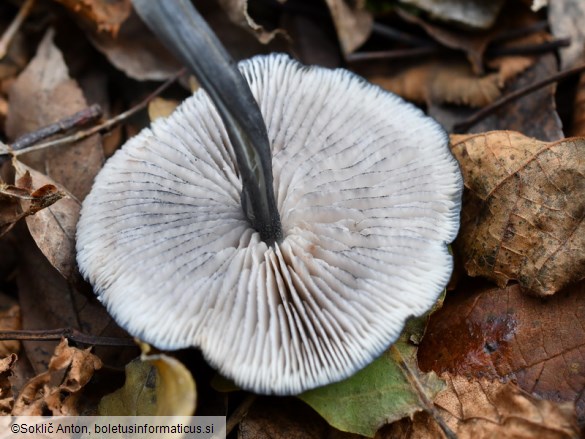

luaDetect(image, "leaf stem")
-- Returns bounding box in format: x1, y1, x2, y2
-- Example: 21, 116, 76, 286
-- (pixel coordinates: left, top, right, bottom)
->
0, 329, 135, 347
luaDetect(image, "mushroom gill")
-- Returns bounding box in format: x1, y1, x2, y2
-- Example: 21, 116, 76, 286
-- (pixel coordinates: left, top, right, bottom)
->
76, 54, 462, 395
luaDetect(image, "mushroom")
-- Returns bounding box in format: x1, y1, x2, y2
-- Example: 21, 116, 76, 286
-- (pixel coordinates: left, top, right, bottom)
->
76, 1, 462, 395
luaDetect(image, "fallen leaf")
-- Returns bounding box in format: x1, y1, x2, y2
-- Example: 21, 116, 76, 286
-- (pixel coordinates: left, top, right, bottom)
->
299, 310, 445, 437
398, 0, 505, 30
0, 172, 64, 238
218, 0, 283, 44
0, 298, 21, 357
0, 354, 17, 415
417, 282, 585, 427
147, 97, 180, 122
52, 0, 132, 37
451, 131, 584, 294
13, 160, 79, 281
99, 353, 196, 416
87, 10, 182, 81
239, 398, 364, 439
324, 0, 372, 55
5, 28, 104, 201
548, 0, 585, 69
381, 375, 579, 439
12, 338, 102, 415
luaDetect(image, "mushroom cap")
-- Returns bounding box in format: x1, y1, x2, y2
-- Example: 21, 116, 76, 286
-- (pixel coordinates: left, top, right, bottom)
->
76, 54, 462, 395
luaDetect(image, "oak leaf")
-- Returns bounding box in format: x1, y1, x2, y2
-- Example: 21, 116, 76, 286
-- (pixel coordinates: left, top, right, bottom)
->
12, 339, 102, 415
417, 282, 585, 427
382, 375, 579, 438
0, 354, 17, 415
451, 131, 585, 295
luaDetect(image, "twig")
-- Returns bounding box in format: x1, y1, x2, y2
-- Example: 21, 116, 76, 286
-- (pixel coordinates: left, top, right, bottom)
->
372, 22, 436, 47
487, 38, 571, 57
11, 104, 102, 151
225, 394, 257, 436
0, 0, 36, 60
11, 68, 186, 157
346, 46, 443, 63
453, 63, 585, 133
0, 328, 135, 346
390, 346, 457, 439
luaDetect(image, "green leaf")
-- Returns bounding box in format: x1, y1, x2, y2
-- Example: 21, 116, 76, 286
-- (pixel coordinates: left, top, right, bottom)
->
298, 296, 446, 438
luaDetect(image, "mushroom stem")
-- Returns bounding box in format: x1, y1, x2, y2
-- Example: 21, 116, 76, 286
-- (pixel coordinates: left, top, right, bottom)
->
132, 0, 282, 244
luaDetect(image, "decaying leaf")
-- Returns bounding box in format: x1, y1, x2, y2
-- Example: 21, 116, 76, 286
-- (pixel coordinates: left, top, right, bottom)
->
451, 131, 585, 295
52, 0, 132, 37
417, 282, 585, 427
0, 297, 21, 357
299, 312, 445, 437
239, 398, 364, 439
99, 353, 196, 416
88, 10, 181, 81
0, 171, 63, 238
6, 28, 104, 201
12, 339, 102, 415
147, 97, 180, 122
0, 354, 17, 415
218, 0, 283, 44
382, 375, 579, 438
548, 0, 585, 70
398, 0, 505, 30
324, 0, 372, 55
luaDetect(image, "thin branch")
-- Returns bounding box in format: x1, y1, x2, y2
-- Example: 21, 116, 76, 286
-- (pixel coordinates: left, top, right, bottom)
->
12, 68, 186, 157
346, 46, 443, 63
487, 38, 571, 57
372, 22, 436, 47
0, 329, 135, 347
226, 394, 257, 436
453, 63, 585, 133
0, 0, 36, 60
390, 346, 457, 439
11, 104, 102, 151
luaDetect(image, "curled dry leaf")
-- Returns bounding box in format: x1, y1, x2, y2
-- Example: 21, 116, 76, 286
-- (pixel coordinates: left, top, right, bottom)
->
99, 353, 196, 416
324, 0, 372, 55
0, 297, 21, 357
417, 282, 585, 427
451, 131, 585, 295
218, 0, 282, 44
13, 160, 79, 282
5, 28, 104, 201
12, 339, 102, 415
0, 171, 63, 238
572, 74, 585, 137
52, 0, 132, 37
0, 354, 17, 415
398, 0, 506, 30
382, 375, 579, 439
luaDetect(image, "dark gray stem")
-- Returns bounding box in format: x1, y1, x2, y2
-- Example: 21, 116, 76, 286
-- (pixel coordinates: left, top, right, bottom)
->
132, 0, 282, 244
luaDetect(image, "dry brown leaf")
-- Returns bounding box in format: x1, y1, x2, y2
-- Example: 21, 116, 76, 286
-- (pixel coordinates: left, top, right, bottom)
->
6, 28, 104, 201
0, 172, 64, 238
52, 0, 132, 37
451, 131, 584, 295
13, 339, 102, 415
0, 298, 21, 357
218, 0, 283, 44
398, 0, 505, 30
324, 0, 372, 55
548, 0, 585, 69
13, 160, 79, 281
88, 11, 181, 81
381, 375, 579, 439
417, 282, 585, 427
148, 97, 180, 122
0, 354, 17, 415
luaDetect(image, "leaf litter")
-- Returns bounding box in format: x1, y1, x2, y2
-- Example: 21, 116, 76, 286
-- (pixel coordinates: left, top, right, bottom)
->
0, 0, 584, 437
